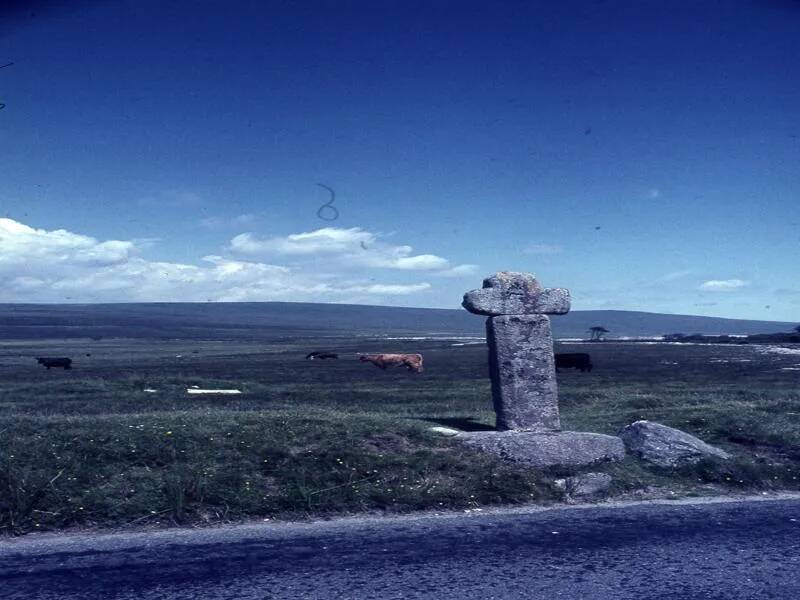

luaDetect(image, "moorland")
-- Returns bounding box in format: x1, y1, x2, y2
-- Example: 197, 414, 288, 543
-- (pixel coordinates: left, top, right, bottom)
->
1, 303, 799, 535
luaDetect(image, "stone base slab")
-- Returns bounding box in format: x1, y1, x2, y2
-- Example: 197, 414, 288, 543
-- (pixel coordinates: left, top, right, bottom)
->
458, 430, 626, 469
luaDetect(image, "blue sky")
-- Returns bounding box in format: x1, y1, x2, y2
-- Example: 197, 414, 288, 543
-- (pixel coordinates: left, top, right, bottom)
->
0, 0, 798, 320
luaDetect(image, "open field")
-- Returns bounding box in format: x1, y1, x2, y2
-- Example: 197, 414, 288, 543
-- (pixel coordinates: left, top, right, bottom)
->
2, 334, 800, 534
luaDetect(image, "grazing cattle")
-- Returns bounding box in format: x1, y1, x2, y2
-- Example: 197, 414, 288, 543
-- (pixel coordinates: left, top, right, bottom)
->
37, 357, 73, 370
555, 353, 592, 372
305, 351, 339, 360
359, 353, 423, 373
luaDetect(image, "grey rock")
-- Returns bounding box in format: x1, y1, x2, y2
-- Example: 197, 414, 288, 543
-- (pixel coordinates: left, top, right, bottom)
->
554, 472, 613, 498
482, 271, 542, 292
459, 430, 626, 469
619, 420, 731, 467
487, 314, 560, 431
463, 286, 570, 316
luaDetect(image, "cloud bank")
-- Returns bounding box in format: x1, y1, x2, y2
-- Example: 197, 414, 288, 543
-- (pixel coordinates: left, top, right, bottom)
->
699, 279, 750, 292
228, 227, 477, 276
0, 219, 470, 303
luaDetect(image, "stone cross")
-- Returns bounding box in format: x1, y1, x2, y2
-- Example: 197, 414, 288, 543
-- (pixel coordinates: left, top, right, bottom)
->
462, 272, 570, 432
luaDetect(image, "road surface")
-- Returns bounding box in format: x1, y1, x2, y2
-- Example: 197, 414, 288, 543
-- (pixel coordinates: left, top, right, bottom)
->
2, 495, 800, 599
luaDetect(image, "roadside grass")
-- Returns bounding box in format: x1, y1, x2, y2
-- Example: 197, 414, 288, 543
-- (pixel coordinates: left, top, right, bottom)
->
559, 385, 800, 495
2, 338, 800, 534
561, 385, 800, 452
0, 409, 557, 533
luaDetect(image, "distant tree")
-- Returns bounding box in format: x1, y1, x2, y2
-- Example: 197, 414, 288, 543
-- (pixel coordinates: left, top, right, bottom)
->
588, 326, 609, 341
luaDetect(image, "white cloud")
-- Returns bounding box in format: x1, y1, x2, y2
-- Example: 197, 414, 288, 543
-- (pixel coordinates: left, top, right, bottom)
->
658, 269, 693, 282
699, 279, 750, 292
345, 283, 431, 295
0, 218, 436, 303
0, 218, 136, 268
434, 264, 480, 277
199, 214, 257, 229
230, 227, 374, 256
522, 243, 563, 255
386, 251, 449, 271
229, 226, 474, 274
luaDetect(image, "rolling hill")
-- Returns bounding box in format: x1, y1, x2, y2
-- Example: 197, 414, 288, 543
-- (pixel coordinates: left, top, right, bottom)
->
0, 302, 795, 340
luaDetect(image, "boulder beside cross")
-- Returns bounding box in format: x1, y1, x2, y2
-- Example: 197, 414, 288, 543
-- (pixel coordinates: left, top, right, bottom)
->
462, 271, 569, 431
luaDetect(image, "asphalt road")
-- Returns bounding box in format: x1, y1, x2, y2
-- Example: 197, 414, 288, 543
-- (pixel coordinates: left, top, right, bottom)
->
2, 496, 800, 600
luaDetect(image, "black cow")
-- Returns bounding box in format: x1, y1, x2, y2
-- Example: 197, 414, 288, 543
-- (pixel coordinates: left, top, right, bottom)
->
37, 357, 73, 370
305, 351, 339, 360
555, 353, 592, 372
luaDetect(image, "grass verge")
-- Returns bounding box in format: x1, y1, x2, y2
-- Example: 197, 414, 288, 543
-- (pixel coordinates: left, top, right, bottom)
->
0, 410, 560, 534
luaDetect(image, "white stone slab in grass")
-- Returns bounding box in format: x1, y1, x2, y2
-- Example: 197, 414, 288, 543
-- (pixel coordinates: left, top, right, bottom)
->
428, 426, 461, 437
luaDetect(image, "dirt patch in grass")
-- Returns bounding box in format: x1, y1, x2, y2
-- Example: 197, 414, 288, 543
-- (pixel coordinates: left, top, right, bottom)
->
361, 433, 415, 454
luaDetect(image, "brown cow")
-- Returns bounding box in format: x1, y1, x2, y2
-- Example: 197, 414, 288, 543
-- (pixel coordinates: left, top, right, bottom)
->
358, 353, 423, 373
